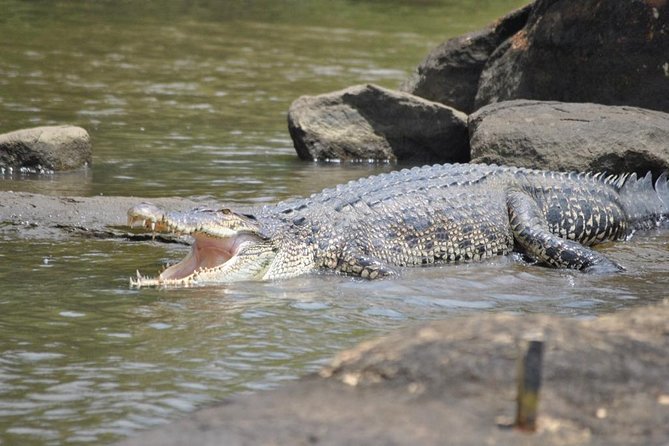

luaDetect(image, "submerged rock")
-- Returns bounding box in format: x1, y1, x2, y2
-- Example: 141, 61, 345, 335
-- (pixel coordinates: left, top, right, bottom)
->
116, 301, 669, 446
469, 100, 669, 175
475, 0, 669, 112
0, 125, 92, 172
400, 3, 532, 114
287, 84, 469, 163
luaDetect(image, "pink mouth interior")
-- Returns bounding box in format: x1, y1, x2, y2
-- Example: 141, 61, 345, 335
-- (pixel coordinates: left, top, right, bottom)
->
159, 234, 248, 281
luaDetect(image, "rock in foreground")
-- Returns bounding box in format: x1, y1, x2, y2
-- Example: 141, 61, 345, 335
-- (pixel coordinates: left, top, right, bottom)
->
0, 125, 92, 172
288, 84, 469, 163
117, 301, 669, 446
469, 100, 669, 174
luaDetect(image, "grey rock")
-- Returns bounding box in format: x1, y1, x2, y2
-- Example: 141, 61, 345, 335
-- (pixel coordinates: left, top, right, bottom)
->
0, 125, 92, 172
400, 3, 532, 114
469, 100, 669, 175
287, 84, 469, 163
475, 0, 669, 113
116, 301, 669, 446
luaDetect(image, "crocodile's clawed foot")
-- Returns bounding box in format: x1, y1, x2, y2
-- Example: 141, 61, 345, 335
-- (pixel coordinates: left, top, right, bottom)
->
582, 259, 626, 274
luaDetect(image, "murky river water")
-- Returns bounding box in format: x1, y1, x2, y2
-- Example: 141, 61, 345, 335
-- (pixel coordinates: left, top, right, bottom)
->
1, 1, 668, 445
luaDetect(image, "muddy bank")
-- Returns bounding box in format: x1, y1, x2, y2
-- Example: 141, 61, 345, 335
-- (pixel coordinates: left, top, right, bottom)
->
117, 301, 669, 446
0, 191, 214, 241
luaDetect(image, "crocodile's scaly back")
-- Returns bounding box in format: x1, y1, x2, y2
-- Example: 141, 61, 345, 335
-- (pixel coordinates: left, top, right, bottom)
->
128, 163, 669, 286
264, 164, 515, 277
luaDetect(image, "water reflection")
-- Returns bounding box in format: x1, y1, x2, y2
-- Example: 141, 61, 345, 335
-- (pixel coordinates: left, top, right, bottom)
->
0, 169, 93, 196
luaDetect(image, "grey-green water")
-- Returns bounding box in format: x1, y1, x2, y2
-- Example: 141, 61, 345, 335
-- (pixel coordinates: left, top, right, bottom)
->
1, 1, 668, 445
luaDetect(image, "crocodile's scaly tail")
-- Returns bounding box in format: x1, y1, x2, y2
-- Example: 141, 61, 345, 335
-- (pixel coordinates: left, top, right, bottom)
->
618, 171, 669, 227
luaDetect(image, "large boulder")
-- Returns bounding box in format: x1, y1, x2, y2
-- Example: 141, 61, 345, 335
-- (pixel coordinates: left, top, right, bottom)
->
400, 3, 532, 114
287, 84, 469, 163
475, 0, 669, 113
469, 100, 669, 175
0, 125, 92, 172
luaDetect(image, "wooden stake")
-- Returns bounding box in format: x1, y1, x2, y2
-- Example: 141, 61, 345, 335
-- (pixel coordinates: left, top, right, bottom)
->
515, 340, 544, 431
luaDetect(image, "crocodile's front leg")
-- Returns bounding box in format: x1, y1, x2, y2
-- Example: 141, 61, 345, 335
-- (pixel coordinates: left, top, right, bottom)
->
506, 189, 623, 273
336, 253, 397, 279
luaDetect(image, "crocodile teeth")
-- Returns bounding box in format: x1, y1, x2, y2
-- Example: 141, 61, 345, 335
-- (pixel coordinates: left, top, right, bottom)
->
130, 270, 143, 287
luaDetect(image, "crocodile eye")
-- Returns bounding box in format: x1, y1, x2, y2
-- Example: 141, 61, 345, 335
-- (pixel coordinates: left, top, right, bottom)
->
219, 209, 232, 215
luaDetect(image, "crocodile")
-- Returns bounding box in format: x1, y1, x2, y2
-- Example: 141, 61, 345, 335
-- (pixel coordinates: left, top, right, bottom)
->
127, 163, 669, 287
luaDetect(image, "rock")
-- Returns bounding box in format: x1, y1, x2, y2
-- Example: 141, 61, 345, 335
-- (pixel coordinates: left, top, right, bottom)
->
0, 125, 92, 172
287, 84, 469, 163
475, 0, 669, 113
400, 3, 532, 114
116, 301, 669, 446
469, 100, 669, 175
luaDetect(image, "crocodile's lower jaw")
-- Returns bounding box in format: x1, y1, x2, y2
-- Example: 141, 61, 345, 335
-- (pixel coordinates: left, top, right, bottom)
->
130, 233, 262, 288
130, 272, 196, 288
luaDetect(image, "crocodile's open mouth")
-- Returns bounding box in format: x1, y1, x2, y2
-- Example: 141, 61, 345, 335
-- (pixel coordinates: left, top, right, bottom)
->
133, 233, 265, 287
128, 203, 275, 287
158, 233, 248, 281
